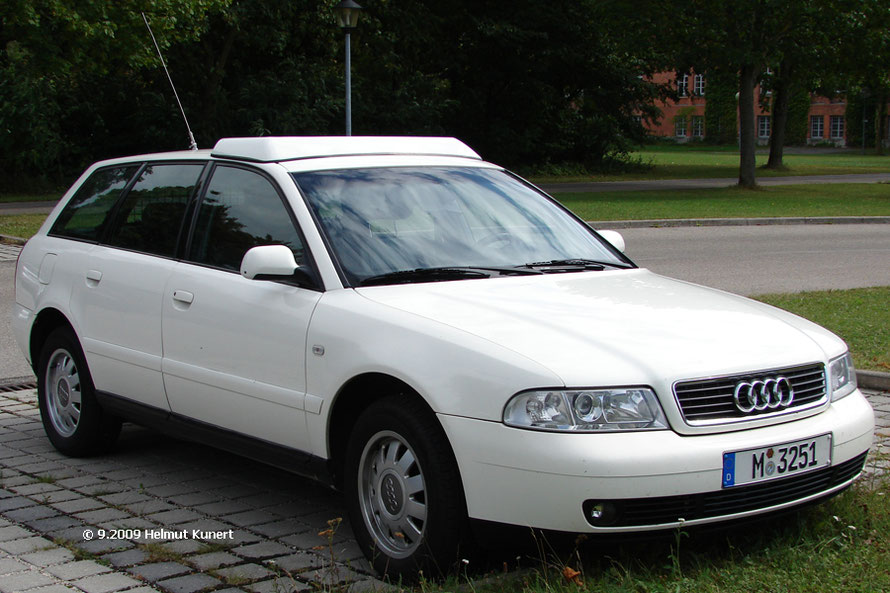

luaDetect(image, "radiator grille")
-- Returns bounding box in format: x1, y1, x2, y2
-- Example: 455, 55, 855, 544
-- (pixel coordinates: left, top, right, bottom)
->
674, 363, 826, 424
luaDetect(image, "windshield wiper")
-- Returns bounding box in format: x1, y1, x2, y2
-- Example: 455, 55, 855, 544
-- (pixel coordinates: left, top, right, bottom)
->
359, 267, 493, 287
519, 258, 628, 272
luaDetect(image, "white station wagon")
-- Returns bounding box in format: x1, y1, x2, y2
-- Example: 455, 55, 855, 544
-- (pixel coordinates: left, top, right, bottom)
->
12, 137, 875, 577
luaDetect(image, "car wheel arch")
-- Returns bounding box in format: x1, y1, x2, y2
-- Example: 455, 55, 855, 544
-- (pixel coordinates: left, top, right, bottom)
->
30, 308, 76, 371
326, 372, 448, 490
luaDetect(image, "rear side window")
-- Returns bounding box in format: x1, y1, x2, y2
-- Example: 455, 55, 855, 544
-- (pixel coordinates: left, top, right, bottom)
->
104, 164, 204, 258
188, 165, 304, 271
49, 166, 139, 241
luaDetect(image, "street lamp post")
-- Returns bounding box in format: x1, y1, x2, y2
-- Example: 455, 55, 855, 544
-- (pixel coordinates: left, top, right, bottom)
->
336, 0, 362, 136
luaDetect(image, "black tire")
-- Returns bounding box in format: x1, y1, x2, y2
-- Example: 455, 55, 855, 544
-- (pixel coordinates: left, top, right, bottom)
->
345, 394, 471, 580
37, 327, 121, 456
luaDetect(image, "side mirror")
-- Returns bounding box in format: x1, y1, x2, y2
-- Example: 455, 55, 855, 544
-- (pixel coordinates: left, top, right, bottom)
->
598, 229, 626, 253
240, 245, 298, 280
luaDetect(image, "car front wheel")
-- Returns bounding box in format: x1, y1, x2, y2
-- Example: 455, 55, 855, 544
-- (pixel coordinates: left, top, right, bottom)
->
345, 394, 470, 580
37, 327, 121, 456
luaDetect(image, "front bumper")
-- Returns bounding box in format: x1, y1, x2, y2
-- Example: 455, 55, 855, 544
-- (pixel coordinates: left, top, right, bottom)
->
439, 390, 874, 533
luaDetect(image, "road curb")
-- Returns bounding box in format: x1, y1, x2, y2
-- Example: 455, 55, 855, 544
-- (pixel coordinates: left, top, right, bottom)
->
858, 370, 890, 392
1, 233, 28, 245
588, 216, 890, 229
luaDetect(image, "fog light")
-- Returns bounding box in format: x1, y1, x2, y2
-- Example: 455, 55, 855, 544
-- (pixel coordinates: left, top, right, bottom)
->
583, 500, 618, 526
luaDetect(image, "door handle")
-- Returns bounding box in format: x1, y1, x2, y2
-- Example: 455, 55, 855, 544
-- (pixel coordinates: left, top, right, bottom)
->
85, 269, 102, 287
172, 290, 194, 305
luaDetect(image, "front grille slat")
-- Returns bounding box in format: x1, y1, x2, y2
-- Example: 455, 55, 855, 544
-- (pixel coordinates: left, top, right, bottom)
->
610, 452, 867, 527
674, 363, 827, 424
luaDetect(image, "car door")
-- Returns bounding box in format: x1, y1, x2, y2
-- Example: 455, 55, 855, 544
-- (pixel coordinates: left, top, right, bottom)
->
161, 164, 322, 451
69, 162, 205, 411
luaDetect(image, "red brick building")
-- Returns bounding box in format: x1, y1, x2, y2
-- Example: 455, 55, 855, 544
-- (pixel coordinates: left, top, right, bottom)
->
642, 71, 854, 146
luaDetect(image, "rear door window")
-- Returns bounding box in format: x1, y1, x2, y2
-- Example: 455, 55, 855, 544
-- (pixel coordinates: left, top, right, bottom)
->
103, 163, 204, 258
49, 166, 139, 242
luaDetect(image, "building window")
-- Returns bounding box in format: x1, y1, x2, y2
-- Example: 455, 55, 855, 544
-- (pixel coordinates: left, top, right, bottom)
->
675, 116, 687, 137
677, 73, 688, 97
692, 116, 704, 138
632, 114, 642, 126
693, 74, 705, 96
760, 68, 773, 99
810, 116, 824, 139
830, 115, 845, 139
758, 115, 771, 138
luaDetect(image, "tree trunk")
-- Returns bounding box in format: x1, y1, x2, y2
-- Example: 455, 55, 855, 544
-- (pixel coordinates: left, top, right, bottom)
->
738, 64, 758, 188
875, 93, 887, 156
766, 61, 792, 170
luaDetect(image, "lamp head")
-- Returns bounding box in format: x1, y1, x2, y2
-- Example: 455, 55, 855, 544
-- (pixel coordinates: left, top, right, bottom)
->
336, 0, 363, 30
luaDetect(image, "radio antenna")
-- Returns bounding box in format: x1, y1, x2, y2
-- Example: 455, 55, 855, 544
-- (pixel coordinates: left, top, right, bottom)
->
141, 12, 198, 151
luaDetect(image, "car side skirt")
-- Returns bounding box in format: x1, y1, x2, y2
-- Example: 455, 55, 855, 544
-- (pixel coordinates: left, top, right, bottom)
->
95, 391, 333, 486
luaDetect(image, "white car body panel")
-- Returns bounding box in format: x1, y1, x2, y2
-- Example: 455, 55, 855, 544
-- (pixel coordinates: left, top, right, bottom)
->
161, 261, 321, 450
350, 270, 844, 431
303, 287, 562, 458
69, 246, 176, 411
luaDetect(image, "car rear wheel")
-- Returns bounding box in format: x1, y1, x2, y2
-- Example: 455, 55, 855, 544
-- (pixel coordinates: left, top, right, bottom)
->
345, 394, 469, 580
37, 327, 121, 456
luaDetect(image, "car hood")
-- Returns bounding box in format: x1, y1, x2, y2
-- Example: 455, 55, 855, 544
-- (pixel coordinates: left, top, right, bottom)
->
355, 269, 843, 387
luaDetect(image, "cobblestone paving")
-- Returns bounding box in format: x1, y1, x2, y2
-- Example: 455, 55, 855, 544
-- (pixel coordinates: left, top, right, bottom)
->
868, 389, 890, 477
0, 243, 23, 263
1, 388, 888, 593
0, 390, 385, 593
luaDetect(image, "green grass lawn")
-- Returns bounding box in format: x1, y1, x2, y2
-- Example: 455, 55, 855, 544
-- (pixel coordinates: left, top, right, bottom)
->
0, 193, 60, 204
530, 145, 890, 183
553, 183, 890, 221
437, 475, 889, 593
756, 287, 890, 373
0, 213, 48, 240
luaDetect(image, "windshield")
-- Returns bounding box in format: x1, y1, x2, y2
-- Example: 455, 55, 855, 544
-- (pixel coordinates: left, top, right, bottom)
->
293, 167, 632, 286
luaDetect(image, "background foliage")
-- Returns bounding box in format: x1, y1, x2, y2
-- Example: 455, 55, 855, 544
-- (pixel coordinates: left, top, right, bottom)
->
3, 0, 890, 189
0, 0, 666, 188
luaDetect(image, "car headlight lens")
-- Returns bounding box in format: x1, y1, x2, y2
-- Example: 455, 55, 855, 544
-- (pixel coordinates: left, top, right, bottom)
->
504, 388, 668, 432
829, 352, 857, 401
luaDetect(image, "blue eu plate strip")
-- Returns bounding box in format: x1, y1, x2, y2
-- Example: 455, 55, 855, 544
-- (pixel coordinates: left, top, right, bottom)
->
722, 453, 735, 487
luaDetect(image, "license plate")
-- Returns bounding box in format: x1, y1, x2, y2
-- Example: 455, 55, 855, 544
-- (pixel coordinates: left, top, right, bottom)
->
722, 433, 832, 488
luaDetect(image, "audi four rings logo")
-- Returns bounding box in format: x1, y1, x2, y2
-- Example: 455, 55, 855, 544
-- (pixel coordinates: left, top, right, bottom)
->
733, 377, 794, 413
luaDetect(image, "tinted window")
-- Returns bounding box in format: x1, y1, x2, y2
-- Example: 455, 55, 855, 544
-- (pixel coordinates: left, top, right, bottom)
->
104, 164, 203, 258
188, 166, 304, 271
50, 166, 139, 241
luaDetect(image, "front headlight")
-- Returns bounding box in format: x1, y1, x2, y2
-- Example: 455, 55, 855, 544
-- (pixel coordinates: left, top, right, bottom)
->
829, 352, 857, 401
503, 387, 669, 432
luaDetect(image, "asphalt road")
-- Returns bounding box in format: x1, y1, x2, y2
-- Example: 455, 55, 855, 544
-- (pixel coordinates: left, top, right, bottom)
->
618, 223, 890, 296
3, 222, 890, 380
0, 258, 32, 381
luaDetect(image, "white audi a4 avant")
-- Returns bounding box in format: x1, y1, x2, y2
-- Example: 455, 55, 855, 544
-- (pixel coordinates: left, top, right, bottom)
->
12, 137, 875, 578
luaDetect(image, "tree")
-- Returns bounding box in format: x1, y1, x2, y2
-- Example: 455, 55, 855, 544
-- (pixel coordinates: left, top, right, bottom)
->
670, 0, 793, 188
1, 0, 670, 184
763, 1, 854, 169
834, 0, 890, 155
0, 0, 230, 185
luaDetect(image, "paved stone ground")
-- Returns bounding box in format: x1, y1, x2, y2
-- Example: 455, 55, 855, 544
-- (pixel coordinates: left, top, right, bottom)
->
0, 388, 888, 593
0, 390, 384, 593
0, 244, 22, 263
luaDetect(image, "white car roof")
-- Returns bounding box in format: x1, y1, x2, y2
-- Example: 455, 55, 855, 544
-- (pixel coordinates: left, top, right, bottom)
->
210, 136, 482, 163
